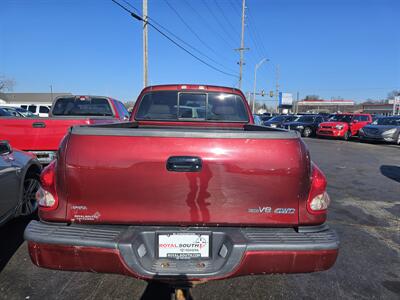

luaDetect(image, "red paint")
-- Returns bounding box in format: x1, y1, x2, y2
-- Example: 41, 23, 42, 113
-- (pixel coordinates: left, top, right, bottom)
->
317, 113, 372, 138
0, 98, 125, 153
27, 242, 338, 281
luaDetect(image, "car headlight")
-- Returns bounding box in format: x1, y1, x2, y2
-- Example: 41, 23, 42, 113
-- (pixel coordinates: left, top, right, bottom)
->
382, 128, 397, 135
297, 125, 304, 129
335, 125, 344, 130
270, 124, 277, 128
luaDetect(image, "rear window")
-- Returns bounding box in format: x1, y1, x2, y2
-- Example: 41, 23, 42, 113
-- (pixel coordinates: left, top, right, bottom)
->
28, 105, 37, 113
39, 106, 50, 114
52, 97, 113, 116
135, 91, 248, 122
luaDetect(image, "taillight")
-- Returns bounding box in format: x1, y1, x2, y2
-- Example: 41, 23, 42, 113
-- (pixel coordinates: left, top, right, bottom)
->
307, 163, 330, 214
36, 160, 58, 210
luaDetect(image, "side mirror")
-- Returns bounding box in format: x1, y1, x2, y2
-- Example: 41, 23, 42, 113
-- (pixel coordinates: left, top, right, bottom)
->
0, 140, 12, 156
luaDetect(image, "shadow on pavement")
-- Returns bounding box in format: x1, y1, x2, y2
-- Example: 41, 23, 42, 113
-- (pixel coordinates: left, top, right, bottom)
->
0, 215, 35, 272
140, 281, 193, 300
380, 165, 400, 183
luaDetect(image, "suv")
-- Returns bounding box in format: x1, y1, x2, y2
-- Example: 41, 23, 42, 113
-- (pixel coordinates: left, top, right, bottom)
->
317, 113, 372, 140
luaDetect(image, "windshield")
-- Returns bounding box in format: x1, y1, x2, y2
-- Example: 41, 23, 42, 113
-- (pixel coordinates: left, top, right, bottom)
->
52, 97, 113, 116
329, 115, 352, 122
135, 91, 249, 122
296, 116, 316, 123
372, 117, 400, 126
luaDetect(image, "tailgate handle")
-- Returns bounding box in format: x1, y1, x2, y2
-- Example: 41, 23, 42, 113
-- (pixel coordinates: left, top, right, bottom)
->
32, 122, 46, 128
166, 156, 202, 172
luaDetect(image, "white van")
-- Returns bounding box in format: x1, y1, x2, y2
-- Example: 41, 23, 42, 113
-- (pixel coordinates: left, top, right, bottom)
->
2, 103, 52, 117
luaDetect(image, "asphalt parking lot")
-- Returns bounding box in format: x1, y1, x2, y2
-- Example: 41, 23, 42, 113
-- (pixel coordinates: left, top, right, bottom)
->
0, 138, 399, 300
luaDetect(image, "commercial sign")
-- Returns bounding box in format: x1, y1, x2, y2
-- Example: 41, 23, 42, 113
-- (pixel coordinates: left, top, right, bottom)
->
279, 92, 293, 107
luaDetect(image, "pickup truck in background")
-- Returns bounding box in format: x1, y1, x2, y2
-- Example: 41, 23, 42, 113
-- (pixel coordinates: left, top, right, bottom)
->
25, 84, 339, 284
316, 113, 372, 140
0, 95, 129, 163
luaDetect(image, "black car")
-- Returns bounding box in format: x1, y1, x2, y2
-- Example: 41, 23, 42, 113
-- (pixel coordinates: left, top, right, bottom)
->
283, 115, 326, 137
0, 140, 41, 225
264, 115, 298, 128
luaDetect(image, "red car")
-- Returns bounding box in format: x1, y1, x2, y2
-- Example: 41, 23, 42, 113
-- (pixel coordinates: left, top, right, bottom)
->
25, 84, 338, 285
0, 95, 129, 163
316, 113, 372, 140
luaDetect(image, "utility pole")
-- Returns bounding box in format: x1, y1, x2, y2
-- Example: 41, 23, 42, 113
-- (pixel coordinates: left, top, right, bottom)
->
236, 0, 248, 90
49, 85, 53, 102
143, 0, 148, 88
275, 64, 280, 113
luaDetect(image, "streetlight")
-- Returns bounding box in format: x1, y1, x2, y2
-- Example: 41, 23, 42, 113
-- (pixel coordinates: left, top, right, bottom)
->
49, 85, 53, 102
253, 58, 269, 113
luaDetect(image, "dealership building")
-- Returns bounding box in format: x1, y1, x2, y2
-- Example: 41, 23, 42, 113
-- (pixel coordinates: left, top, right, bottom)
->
0, 92, 72, 105
296, 99, 356, 113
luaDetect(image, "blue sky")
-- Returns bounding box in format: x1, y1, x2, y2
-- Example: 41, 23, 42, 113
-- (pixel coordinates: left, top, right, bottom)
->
0, 0, 399, 103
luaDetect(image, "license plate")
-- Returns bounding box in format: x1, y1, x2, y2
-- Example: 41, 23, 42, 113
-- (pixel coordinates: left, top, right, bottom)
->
158, 233, 210, 260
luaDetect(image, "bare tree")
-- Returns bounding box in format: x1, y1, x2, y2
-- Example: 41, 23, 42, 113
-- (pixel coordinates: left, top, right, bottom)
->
387, 90, 400, 99
0, 76, 15, 92
304, 95, 320, 100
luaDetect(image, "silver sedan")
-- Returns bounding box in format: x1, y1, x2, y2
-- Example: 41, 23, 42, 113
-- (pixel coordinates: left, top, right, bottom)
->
0, 141, 41, 226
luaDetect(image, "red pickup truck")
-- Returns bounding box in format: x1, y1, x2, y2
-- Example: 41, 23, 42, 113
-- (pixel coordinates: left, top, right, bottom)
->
25, 84, 338, 284
0, 95, 129, 163
316, 113, 372, 140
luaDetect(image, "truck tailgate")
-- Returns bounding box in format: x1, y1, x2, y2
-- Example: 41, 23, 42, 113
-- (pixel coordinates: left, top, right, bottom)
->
64, 127, 310, 226
0, 118, 91, 150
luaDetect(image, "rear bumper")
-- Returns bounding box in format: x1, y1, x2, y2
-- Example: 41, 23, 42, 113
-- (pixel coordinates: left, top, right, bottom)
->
25, 221, 339, 281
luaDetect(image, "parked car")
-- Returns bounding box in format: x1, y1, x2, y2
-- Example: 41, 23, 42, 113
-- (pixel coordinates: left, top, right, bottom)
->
0, 106, 36, 117
0, 103, 52, 117
359, 116, 400, 144
316, 113, 372, 140
25, 84, 338, 285
264, 114, 298, 128
253, 114, 263, 125
0, 108, 12, 117
0, 95, 129, 164
0, 106, 23, 117
0, 141, 41, 226
283, 114, 326, 137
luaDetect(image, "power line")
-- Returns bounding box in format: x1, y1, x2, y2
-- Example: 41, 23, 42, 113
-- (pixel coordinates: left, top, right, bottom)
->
246, 5, 269, 56
201, 0, 239, 44
111, 0, 238, 78
183, 0, 237, 50
122, 0, 236, 73
163, 0, 236, 73
213, 0, 241, 40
